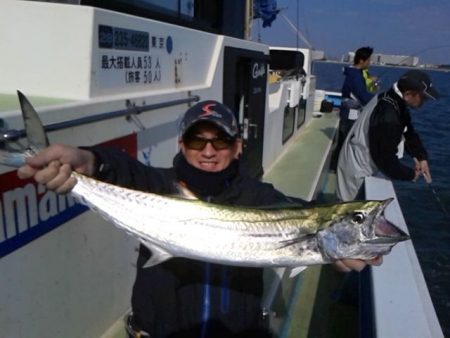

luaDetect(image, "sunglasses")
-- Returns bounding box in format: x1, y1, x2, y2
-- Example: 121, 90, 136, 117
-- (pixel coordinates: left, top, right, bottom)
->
183, 136, 235, 150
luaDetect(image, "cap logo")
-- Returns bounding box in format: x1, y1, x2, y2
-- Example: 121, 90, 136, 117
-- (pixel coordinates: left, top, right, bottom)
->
200, 103, 222, 118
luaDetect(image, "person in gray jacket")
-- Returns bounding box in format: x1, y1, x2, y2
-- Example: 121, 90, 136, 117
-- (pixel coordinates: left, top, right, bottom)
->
336, 70, 440, 201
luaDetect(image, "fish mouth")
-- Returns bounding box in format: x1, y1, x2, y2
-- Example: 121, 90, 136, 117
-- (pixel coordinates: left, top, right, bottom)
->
364, 198, 410, 244
367, 215, 410, 244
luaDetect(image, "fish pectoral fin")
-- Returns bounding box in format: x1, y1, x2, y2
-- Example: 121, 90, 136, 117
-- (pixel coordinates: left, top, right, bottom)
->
172, 182, 199, 200
289, 266, 307, 278
141, 241, 174, 268
277, 234, 315, 249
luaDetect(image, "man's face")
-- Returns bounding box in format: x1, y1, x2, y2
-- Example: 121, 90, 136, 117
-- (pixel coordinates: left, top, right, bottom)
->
404, 90, 426, 108
362, 58, 371, 69
179, 122, 242, 172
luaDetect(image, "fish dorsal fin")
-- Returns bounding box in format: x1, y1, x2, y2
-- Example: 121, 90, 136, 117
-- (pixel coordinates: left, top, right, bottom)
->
172, 181, 199, 200
141, 240, 173, 268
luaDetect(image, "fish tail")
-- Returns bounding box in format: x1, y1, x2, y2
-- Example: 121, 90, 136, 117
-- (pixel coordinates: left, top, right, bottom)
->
0, 149, 27, 168
17, 90, 49, 150
0, 91, 48, 169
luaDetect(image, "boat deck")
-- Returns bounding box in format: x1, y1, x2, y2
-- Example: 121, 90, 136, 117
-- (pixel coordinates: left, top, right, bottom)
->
263, 111, 337, 201
261, 111, 360, 338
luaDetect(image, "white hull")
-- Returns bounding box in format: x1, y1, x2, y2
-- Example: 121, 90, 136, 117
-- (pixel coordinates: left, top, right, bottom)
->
0, 1, 314, 336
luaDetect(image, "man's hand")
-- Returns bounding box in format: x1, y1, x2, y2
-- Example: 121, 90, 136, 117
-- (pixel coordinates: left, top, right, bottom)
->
17, 144, 96, 194
414, 159, 432, 183
333, 256, 383, 273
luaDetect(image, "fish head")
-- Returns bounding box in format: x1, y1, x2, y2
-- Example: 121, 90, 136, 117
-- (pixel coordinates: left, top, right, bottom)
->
317, 198, 410, 261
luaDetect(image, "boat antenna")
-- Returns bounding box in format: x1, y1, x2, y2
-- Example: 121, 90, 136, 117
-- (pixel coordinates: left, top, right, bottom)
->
280, 12, 313, 50
295, 0, 299, 80
257, 19, 262, 42
296, 0, 299, 51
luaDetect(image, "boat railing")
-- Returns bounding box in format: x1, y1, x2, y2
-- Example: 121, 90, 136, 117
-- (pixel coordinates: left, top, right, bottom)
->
0, 94, 200, 142
364, 176, 444, 338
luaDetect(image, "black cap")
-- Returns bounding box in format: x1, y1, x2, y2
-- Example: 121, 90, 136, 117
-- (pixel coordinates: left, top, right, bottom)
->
398, 70, 440, 100
179, 100, 239, 138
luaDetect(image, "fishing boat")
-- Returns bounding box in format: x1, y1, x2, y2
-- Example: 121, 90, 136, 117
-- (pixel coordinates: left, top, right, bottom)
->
0, 1, 443, 337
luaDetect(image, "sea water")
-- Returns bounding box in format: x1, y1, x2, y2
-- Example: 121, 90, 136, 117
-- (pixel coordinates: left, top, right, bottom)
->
313, 61, 450, 336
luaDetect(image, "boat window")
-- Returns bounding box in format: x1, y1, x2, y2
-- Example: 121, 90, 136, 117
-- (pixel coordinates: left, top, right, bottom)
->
80, 0, 247, 39
282, 104, 295, 144
137, 0, 194, 17
297, 97, 306, 129
27, 0, 80, 4
269, 49, 306, 78
82, 0, 194, 19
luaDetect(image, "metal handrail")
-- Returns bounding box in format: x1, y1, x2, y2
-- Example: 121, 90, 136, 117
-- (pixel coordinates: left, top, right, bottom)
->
1, 95, 200, 141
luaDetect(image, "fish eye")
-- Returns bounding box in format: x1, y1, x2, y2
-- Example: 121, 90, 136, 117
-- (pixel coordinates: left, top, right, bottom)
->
352, 212, 365, 224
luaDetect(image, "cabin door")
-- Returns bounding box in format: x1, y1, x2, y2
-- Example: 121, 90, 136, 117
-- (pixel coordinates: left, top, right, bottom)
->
223, 47, 268, 178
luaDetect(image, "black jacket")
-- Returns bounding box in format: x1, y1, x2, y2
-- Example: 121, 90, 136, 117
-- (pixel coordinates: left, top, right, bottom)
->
90, 147, 297, 338
369, 88, 428, 180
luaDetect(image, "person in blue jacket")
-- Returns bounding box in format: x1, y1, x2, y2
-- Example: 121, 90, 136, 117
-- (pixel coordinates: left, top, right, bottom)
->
330, 46, 375, 170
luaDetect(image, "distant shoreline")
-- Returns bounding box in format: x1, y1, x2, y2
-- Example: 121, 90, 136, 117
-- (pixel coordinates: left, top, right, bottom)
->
314, 60, 450, 72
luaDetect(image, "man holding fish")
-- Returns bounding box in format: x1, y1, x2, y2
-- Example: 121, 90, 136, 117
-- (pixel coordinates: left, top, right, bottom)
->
17, 100, 384, 338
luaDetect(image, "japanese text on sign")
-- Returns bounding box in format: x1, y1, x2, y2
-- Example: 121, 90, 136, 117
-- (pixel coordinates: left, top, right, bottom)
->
101, 54, 162, 84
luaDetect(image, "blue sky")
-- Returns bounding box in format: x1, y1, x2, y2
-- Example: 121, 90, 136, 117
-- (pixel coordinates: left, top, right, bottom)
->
252, 0, 450, 65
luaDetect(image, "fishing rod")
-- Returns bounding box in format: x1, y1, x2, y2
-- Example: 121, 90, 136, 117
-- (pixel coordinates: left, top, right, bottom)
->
412, 173, 450, 221
427, 183, 450, 221
412, 156, 450, 221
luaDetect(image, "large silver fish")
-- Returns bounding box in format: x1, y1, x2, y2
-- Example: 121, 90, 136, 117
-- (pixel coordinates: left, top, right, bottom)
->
0, 91, 410, 269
